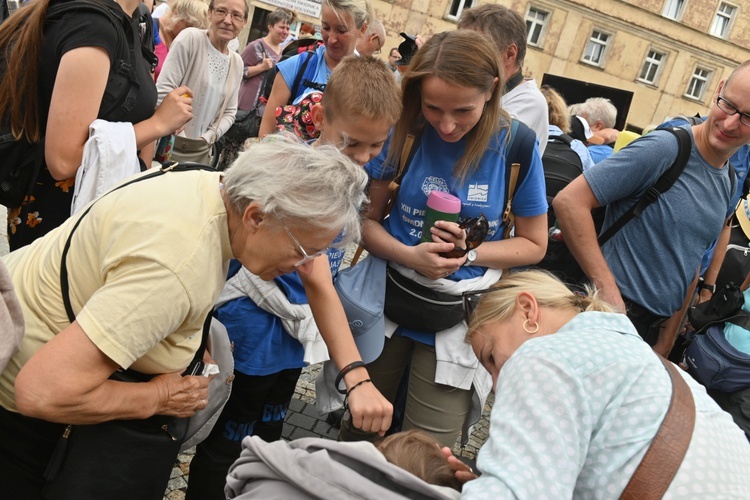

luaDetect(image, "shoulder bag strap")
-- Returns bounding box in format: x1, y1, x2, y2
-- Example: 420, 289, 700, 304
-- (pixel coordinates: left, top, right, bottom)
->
598, 127, 691, 246
620, 356, 695, 499
289, 50, 316, 103
351, 131, 422, 266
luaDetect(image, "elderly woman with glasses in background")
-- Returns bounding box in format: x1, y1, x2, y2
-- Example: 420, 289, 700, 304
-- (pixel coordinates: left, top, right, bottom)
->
156, 0, 246, 162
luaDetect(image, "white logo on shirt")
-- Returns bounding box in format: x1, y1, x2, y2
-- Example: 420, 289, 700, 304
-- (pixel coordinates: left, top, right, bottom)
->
467, 183, 489, 202
421, 177, 450, 196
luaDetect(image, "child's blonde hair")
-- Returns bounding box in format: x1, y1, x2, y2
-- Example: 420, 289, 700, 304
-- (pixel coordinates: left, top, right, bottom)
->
321, 56, 402, 126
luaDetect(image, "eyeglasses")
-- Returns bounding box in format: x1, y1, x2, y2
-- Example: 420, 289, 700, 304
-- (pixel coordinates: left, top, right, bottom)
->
462, 288, 496, 325
212, 7, 245, 23
439, 213, 490, 259
280, 219, 329, 267
716, 95, 750, 127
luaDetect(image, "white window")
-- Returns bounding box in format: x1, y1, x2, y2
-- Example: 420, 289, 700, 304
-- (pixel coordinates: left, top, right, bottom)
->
638, 50, 666, 85
685, 67, 712, 100
526, 7, 549, 47
710, 2, 736, 38
582, 30, 610, 67
445, 0, 473, 21
663, 0, 686, 20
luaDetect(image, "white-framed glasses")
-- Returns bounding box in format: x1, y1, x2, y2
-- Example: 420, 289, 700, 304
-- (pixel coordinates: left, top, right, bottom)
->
280, 219, 329, 266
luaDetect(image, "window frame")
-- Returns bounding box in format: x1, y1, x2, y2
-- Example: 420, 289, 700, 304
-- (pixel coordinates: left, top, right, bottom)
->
580, 29, 612, 68
709, 1, 737, 39
684, 66, 713, 102
444, 0, 473, 22
525, 6, 550, 48
637, 49, 667, 86
662, 0, 687, 21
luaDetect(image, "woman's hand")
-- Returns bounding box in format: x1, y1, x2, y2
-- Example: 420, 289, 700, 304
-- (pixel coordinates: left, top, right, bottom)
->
152, 86, 193, 136
430, 220, 468, 253
345, 378, 393, 436
404, 237, 465, 280
150, 371, 214, 418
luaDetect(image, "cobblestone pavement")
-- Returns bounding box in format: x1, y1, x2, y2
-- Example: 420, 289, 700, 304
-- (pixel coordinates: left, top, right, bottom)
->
164, 363, 493, 499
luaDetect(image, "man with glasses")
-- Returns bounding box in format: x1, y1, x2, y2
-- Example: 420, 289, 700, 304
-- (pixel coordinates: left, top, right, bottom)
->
356, 18, 385, 57
553, 61, 750, 354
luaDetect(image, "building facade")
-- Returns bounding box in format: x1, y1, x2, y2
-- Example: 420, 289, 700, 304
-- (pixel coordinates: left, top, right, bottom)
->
370, 0, 750, 130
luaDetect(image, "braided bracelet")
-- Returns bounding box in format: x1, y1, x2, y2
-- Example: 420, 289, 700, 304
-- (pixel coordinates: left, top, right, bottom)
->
343, 378, 373, 411
335, 360, 366, 394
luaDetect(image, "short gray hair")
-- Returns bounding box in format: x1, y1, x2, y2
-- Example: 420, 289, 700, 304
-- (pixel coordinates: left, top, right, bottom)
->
579, 97, 617, 129
222, 137, 369, 247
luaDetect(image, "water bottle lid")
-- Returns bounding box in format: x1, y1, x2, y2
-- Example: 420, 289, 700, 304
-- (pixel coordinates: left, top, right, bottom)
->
426, 191, 461, 213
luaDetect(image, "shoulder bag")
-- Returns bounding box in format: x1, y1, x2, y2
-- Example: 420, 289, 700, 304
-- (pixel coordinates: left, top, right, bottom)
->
43, 163, 234, 499
225, 44, 268, 141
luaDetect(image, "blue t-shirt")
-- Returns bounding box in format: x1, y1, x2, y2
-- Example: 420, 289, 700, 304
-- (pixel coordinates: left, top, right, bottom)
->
584, 126, 735, 316
658, 117, 749, 274
277, 45, 330, 104
588, 144, 614, 164
218, 244, 346, 376
366, 124, 548, 342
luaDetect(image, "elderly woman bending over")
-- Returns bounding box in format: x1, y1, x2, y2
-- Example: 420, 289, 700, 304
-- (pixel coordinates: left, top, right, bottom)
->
0, 139, 369, 498
462, 270, 750, 498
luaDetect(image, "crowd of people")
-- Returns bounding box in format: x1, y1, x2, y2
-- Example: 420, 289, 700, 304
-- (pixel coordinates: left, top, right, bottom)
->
1, 0, 750, 498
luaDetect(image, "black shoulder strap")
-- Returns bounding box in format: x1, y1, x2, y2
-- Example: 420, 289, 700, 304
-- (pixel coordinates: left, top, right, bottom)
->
289, 50, 316, 103
60, 163, 214, 323
548, 134, 573, 147
505, 119, 535, 203
598, 127, 691, 246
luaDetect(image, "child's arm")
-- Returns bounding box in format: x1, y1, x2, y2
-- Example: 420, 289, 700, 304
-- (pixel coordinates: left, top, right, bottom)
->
299, 256, 393, 435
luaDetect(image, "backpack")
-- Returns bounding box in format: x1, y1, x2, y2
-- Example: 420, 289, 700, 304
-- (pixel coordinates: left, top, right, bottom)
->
537, 127, 695, 286
257, 41, 323, 107
0, 0, 153, 208
541, 133, 583, 228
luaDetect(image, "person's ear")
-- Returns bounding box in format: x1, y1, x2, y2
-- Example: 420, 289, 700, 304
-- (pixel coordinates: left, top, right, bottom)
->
359, 21, 368, 38
310, 103, 326, 130
502, 43, 518, 67
488, 76, 500, 100
715, 79, 726, 99
242, 201, 265, 233
515, 291, 539, 321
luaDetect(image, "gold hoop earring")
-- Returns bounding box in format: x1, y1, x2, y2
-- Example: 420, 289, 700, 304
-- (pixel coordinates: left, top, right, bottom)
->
523, 318, 539, 334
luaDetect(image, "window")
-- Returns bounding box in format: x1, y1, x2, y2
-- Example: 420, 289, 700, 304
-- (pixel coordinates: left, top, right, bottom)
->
685, 67, 712, 100
445, 0, 473, 21
638, 50, 666, 85
663, 0, 686, 20
582, 30, 610, 67
710, 2, 736, 38
526, 7, 549, 47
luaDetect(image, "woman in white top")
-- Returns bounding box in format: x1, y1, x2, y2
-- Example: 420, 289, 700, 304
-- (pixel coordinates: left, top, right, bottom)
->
156, 0, 245, 147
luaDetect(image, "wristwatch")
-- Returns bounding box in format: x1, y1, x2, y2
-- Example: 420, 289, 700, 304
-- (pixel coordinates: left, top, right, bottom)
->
698, 281, 717, 294
463, 249, 477, 266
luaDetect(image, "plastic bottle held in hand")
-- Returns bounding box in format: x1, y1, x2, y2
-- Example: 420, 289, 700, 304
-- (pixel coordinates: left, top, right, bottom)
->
420, 191, 461, 243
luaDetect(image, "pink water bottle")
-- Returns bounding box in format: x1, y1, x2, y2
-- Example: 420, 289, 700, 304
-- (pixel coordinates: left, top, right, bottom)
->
420, 191, 461, 242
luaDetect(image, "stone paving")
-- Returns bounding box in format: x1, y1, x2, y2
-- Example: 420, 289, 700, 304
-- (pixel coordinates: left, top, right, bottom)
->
164, 363, 493, 499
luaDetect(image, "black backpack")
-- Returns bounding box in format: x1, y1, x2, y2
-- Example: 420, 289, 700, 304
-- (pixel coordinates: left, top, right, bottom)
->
542, 133, 583, 228
256, 40, 324, 107
0, 0, 153, 208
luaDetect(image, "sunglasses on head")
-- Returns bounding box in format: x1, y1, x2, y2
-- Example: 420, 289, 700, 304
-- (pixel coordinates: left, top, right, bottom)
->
440, 213, 489, 259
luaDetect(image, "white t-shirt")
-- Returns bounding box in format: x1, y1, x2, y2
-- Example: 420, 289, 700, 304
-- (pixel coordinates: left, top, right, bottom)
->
502, 78, 549, 154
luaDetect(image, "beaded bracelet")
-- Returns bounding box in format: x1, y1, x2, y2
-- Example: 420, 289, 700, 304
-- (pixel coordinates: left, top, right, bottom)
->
343, 378, 372, 412
335, 360, 366, 394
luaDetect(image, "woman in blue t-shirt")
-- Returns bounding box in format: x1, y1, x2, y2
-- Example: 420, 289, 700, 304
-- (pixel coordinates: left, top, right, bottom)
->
340, 30, 549, 448
257, 0, 372, 138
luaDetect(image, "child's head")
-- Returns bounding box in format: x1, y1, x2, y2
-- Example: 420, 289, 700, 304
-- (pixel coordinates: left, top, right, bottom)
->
375, 430, 462, 492
312, 56, 402, 165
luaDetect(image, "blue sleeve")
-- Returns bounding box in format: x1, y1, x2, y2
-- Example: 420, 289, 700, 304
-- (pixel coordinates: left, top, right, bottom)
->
583, 130, 678, 207
277, 51, 305, 90
510, 141, 548, 218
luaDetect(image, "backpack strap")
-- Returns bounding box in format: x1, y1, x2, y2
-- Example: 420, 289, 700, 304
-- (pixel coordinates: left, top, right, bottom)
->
290, 50, 317, 103
503, 119, 536, 238
598, 127, 691, 246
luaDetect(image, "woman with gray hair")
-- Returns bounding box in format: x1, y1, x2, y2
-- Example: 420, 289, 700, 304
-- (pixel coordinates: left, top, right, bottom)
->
0, 138, 369, 498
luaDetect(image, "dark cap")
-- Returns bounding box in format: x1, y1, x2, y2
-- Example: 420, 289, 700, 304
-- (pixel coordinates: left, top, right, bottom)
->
394, 33, 418, 67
